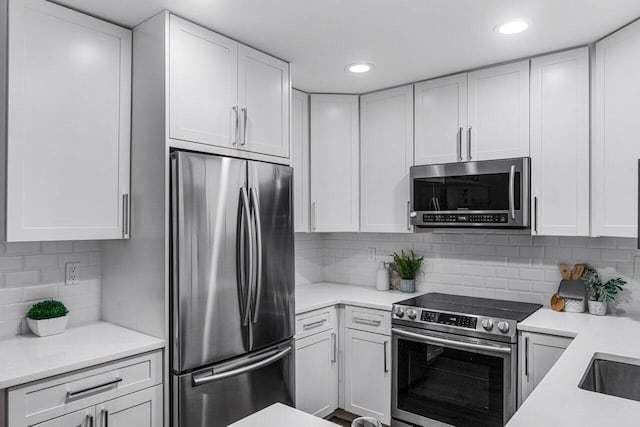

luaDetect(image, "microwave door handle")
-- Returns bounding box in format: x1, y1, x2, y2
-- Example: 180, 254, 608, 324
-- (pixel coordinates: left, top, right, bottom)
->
509, 165, 516, 220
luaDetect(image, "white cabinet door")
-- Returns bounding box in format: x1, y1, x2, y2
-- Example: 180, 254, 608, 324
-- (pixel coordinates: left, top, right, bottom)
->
414, 73, 467, 165
292, 89, 310, 232
593, 20, 640, 237
295, 329, 338, 418
97, 385, 163, 427
32, 408, 95, 427
360, 86, 414, 233
238, 44, 290, 158
531, 48, 590, 236
310, 95, 359, 232
518, 332, 572, 406
6, 0, 131, 241
344, 328, 391, 425
468, 61, 530, 161
169, 15, 238, 149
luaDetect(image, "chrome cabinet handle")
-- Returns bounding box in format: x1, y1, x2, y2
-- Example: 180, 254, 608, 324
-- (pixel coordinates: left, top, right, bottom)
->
406, 201, 411, 231
250, 188, 263, 324
122, 194, 130, 238
383, 340, 388, 373
533, 196, 538, 234
232, 106, 239, 146
101, 410, 109, 427
86, 414, 94, 427
525, 336, 530, 377
302, 319, 326, 330
331, 333, 337, 363
353, 316, 382, 326
509, 165, 516, 220
467, 127, 472, 160
311, 202, 316, 231
67, 378, 122, 400
240, 188, 253, 327
457, 127, 463, 161
241, 107, 248, 146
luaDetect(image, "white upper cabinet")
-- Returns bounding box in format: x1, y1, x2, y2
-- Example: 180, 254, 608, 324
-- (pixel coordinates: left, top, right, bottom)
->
468, 60, 530, 161
169, 16, 290, 158
414, 74, 467, 165
310, 95, 359, 232
360, 86, 414, 232
530, 48, 590, 236
238, 45, 290, 158
169, 15, 238, 149
292, 89, 310, 232
593, 20, 640, 237
5, 0, 131, 241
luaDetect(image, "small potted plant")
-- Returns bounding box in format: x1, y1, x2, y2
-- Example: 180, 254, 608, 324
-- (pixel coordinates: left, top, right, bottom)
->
391, 250, 424, 293
26, 300, 69, 337
581, 265, 626, 316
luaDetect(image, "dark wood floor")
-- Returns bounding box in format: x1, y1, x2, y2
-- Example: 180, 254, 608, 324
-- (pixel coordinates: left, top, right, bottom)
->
325, 409, 389, 427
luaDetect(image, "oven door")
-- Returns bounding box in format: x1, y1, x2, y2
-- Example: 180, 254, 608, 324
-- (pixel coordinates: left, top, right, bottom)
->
410, 157, 530, 229
391, 326, 516, 427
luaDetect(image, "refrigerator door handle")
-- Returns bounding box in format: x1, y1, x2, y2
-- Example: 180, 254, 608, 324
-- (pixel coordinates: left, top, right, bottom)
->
191, 345, 292, 386
239, 188, 253, 327
249, 187, 263, 324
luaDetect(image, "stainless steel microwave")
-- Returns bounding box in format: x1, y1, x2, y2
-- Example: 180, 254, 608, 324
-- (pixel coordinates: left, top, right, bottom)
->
410, 157, 530, 229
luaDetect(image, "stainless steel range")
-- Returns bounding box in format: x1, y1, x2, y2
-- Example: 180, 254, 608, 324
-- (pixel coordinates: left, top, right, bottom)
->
391, 293, 542, 427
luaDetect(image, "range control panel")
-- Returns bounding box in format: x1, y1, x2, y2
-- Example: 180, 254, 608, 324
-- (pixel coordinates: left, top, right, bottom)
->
422, 214, 508, 224
420, 310, 477, 329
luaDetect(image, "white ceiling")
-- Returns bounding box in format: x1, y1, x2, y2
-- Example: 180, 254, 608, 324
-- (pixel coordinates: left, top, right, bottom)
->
54, 0, 640, 93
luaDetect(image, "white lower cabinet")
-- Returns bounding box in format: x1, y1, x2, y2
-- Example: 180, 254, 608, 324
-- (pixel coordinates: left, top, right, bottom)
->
33, 408, 95, 427
295, 329, 338, 417
96, 385, 163, 427
344, 328, 391, 425
518, 331, 573, 406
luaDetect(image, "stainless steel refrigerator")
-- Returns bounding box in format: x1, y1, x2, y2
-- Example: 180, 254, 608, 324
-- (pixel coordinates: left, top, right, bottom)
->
170, 151, 295, 427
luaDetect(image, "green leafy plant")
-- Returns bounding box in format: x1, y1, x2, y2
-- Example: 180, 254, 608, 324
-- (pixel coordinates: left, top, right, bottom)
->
26, 300, 69, 320
581, 265, 626, 303
391, 250, 424, 280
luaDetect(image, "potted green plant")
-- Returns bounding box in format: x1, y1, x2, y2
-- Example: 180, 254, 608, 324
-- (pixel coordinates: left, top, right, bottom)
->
391, 250, 424, 293
581, 265, 626, 316
26, 300, 69, 337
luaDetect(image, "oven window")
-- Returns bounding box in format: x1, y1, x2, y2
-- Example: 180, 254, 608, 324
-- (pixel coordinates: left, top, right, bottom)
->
396, 338, 504, 427
413, 173, 520, 211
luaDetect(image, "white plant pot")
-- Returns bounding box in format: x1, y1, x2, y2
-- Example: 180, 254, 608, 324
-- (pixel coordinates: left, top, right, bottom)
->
587, 301, 607, 316
27, 315, 69, 337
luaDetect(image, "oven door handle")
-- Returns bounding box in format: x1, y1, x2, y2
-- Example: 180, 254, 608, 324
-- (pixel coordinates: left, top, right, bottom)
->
392, 328, 512, 355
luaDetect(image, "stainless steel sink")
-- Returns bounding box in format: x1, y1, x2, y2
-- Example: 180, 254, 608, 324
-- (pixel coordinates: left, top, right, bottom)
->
579, 353, 640, 402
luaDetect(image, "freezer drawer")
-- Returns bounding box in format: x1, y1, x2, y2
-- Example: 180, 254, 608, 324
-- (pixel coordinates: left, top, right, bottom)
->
172, 340, 295, 427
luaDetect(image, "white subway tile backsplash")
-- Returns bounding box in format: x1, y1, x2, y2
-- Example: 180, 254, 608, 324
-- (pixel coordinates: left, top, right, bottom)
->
24, 255, 58, 269
0, 257, 22, 271
5, 271, 39, 287
5, 242, 41, 255
41, 241, 74, 254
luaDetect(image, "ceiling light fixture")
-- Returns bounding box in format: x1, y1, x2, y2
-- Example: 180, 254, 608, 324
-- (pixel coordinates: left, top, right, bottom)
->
346, 63, 373, 73
496, 20, 529, 35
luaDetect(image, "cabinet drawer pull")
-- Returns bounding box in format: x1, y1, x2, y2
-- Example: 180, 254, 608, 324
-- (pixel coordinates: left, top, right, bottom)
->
86, 414, 94, 427
525, 336, 529, 378
302, 319, 326, 330
67, 377, 122, 401
241, 107, 248, 146
533, 196, 538, 234
457, 127, 463, 161
467, 126, 472, 160
383, 340, 388, 373
232, 106, 239, 146
331, 332, 337, 363
102, 409, 109, 427
353, 316, 382, 326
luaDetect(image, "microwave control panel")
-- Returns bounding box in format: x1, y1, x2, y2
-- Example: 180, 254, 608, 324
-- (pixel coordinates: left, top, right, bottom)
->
420, 310, 478, 329
422, 214, 508, 224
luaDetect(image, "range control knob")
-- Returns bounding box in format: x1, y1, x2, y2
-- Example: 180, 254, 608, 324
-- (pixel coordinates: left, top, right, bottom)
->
406, 309, 418, 320
394, 307, 405, 318
481, 319, 494, 331
497, 321, 510, 333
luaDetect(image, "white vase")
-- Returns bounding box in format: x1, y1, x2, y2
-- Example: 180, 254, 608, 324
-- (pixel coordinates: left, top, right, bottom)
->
27, 315, 69, 337
587, 301, 607, 316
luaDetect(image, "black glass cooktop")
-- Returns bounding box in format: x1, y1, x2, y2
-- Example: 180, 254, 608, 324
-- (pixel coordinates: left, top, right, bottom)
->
396, 292, 542, 322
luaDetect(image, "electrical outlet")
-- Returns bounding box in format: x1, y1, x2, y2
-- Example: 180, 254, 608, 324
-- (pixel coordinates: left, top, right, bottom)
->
65, 262, 80, 285
635, 257, 640, 280
368, 247, 376, 262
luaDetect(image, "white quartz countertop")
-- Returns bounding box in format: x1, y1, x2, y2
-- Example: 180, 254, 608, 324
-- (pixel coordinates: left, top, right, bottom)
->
0, 321, 164, 389
508, 308, 640, 426
229, 403, 336, 427
295, 282, 421, 314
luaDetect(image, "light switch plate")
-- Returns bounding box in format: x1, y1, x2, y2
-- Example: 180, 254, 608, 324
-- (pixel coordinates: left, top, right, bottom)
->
65, 262, 80, 285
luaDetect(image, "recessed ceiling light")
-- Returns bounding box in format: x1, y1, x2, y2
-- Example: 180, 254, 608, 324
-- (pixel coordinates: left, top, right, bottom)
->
496, 20, 529, 35
346, 63, 373, 73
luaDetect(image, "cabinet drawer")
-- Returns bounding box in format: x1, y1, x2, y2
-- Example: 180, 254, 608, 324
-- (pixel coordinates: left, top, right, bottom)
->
345, 306, 391, 335
8, 350, 162, 427
295, 307, 336, 339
